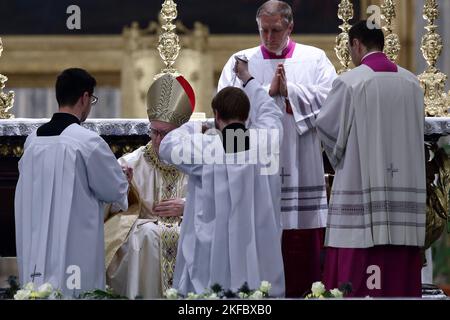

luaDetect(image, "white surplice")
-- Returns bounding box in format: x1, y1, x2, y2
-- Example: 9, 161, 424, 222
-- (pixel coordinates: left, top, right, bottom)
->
15, 124, 128, 296
316, 65, 426, 248
218, 42, 337, 229
159, 80, 286, 297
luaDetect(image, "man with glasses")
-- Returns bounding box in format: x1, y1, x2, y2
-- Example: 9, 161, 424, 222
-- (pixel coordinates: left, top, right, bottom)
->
15, 68, 129, 297
104, 73, 195, 299
91, 94, 98, 106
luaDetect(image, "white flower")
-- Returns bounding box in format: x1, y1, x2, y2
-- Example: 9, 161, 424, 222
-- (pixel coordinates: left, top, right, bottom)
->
24, 282, 35, 291
186, 292, 200, 299
206, 293, 219, 300
311, 281, 326, 297
30, 283, 54, 298
238, 292, 248, 299
38, 283, 53, 295
259, 281, 271, 294
164, 288, 178, 299
14, 289, 31, 300
249, 290, 264, 300
330, 288, 343, 298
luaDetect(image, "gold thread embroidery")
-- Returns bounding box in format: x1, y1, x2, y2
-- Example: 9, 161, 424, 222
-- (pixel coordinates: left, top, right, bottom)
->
144, 143, 182, 292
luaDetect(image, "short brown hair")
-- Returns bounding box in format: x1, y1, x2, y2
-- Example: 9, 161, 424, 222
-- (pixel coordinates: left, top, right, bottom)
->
56, 68, 96, 107
256, 0, 293, 25
212, 87, 250, 122
349, 20, 385, 51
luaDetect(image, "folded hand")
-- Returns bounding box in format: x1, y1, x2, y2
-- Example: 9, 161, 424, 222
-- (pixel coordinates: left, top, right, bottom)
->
153, 198, 185, 217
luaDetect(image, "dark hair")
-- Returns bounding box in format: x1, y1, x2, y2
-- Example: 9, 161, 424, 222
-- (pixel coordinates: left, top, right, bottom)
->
55, 68, 96, 107
212, 87, 250, 122
349, 20, 385, 51
256, 0, 293, 25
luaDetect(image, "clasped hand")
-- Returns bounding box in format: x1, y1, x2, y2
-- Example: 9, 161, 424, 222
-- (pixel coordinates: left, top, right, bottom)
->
153, 198, 185, 217
269, 63, 288, 98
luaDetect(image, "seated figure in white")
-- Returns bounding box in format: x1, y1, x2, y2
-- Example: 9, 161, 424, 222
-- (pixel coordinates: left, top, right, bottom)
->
104, 73, 195, 299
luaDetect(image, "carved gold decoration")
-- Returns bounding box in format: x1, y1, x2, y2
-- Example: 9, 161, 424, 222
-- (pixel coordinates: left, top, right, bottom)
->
155, 0, 181, 79
0, 136, 149, 159
146, 73, 193, 127
0, 141, 23, 157
109, 144, 140, 158
144, 143, 183, 292
0, 38, 15, 119
335, 0, 354, 74
142, 0, 191, 289
381, 0, 400, 62
425, 143, 449, 249
418, 0, 449, 117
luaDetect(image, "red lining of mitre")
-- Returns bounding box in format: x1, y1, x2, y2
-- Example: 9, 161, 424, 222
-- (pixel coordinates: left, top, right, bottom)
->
176, 76, 196, 111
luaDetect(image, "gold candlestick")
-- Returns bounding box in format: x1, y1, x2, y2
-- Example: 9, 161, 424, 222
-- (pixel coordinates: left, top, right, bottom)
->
155, 0, 181, 79
0, 37, 15, 119
335, 0, 354, 74
418, 0, 449, 117
381, 0, 400, 62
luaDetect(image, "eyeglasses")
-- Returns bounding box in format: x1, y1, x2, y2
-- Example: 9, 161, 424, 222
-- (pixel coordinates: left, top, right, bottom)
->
149, 127, 171, 138
91, 95, 98, 105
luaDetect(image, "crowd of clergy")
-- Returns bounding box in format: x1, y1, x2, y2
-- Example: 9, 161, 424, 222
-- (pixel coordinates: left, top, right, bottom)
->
14, 1, 426, 299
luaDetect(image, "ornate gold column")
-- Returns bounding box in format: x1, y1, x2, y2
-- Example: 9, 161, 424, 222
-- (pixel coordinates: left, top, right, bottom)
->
0, 38, 15, 119
381, 0, 400, 62
120, 0, 212, 117
419, 1, 450, 249
418, 0, 449, 117
335, 0, 354, 74
156, 0, 181, 78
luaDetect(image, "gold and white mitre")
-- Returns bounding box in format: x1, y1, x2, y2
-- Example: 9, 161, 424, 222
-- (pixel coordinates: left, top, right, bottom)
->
146, 73, 196, 126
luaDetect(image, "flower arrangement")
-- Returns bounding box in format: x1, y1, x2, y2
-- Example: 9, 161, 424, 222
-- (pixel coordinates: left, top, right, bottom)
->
305, 281, 352, 299
11, 280, 127, 300
6, 278, 351, 300
77, 287, 128, 300
164, 281, 272, 299
13, 282, 63, 300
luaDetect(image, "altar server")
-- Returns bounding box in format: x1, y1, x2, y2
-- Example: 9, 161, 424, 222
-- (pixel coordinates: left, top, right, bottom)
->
15, 68, 129, 297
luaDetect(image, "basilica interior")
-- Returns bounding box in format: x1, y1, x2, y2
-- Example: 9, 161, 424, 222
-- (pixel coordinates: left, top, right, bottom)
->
0, 0, 450, 297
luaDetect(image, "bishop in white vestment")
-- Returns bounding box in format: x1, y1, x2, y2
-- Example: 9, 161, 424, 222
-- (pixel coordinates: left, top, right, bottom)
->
104, 73, 195, 299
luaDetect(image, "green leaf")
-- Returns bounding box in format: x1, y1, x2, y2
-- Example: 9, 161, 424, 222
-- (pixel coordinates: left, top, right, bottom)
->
210, 283, 223, 294
238, 282, 251, 294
